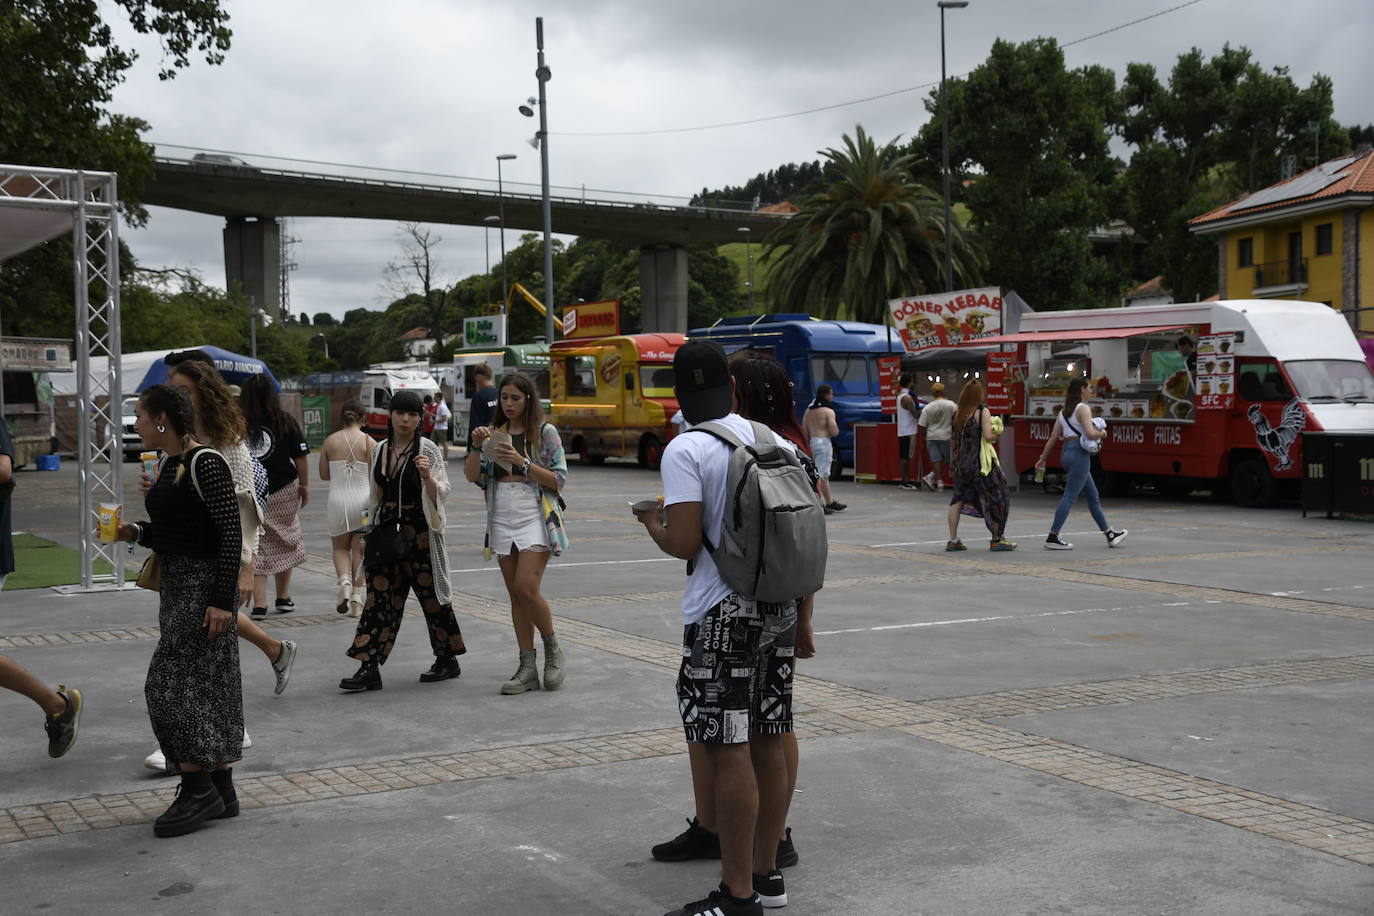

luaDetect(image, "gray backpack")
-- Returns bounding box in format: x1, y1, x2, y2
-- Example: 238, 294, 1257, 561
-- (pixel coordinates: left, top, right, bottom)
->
688, 420, 828, 603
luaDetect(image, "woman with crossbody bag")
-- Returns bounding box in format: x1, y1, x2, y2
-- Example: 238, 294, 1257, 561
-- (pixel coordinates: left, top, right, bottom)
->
466, 373, 569, 696
1034, 378, 1127, 551
339, 390, 466, 692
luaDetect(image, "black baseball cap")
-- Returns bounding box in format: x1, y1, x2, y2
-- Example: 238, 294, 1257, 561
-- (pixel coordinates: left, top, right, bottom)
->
674, 339, 733, 424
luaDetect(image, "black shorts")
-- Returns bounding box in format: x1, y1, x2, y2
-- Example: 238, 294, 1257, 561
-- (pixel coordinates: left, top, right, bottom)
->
677, 593, 797, 744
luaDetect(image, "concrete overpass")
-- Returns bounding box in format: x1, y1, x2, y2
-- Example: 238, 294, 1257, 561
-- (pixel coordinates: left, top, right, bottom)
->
144, 157, 788, 331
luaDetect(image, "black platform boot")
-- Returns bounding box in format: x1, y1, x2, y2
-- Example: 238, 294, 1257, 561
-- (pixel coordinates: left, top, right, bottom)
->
419, 654, 461, 682
210, 768, 239, 819
153, 768, 226, 838
339, 661, 382, 692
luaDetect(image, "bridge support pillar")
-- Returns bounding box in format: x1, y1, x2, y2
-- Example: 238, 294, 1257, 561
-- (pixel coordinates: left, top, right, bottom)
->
639, 245, 688, 333
223, 217, 281, 318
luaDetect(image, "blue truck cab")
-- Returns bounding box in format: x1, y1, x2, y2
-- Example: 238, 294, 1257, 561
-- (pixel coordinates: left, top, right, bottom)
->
688, 314, 903, 472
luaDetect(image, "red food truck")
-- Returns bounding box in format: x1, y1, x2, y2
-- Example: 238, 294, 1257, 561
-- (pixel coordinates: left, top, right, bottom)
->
973, 299, 1374, 506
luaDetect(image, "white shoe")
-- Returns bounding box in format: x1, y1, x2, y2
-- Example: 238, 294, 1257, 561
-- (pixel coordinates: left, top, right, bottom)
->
349, 584, 366, 618
271, 639, 297, 695
922, 472, 936, 490
242, 728, 252, 749
143, 747, 173, 774
336, 576, 351, 613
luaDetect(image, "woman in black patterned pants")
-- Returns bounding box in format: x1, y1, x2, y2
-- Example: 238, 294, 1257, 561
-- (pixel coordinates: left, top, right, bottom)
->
340, 391, 465, 691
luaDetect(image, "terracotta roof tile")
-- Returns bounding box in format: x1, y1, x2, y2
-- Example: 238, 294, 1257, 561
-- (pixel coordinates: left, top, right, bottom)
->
398, 326, 431, 341
1191, 149, 1374, 226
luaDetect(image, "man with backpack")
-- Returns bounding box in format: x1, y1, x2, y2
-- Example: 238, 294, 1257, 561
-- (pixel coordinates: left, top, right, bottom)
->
634, 340, 824, 916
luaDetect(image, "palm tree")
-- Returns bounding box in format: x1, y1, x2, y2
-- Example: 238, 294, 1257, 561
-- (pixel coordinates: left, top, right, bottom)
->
762, 126, 985, 323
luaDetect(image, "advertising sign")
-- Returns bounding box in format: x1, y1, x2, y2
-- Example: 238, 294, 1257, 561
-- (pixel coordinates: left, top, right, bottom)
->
562, 300, 620, 339
301, 395, 330, 450
887, 287, 1003, 353
878, 355, 902, 414
463, 315, 507, 348
0, 337, 72, 371
985, 352, 1020, 414
1195, 332, 1237, 410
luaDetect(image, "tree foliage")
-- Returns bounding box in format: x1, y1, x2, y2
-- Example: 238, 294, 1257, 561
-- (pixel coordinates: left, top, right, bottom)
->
691, 161, 826, 209
762, 126, 985, 323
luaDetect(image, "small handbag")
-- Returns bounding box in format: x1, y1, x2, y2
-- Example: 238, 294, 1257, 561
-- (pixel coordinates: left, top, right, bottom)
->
363, 442, 410, 570
136, 553, 161, 591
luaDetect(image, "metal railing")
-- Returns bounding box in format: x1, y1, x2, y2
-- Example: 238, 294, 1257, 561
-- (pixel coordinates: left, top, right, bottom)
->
1253, 257, 1307, 289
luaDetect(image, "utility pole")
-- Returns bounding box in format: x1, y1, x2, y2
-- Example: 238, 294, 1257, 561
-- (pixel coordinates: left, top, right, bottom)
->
279, 219, 300, 319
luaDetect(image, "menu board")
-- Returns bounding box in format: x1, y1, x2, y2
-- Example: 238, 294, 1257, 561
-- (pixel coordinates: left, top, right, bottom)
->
1196, 333, 1237, 409
878, 355, 902, 414
985, 353, 1018, 413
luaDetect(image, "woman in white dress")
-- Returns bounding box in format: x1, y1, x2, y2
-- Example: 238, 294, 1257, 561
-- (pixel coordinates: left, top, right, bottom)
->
319, 398, 373, 615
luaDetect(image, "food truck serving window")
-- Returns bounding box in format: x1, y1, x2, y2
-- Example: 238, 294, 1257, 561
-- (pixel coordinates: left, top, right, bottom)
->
567, 356, 597, 397
639, 365, 675, 398
812, 355, 874, 395
1283, 360, 1374, 403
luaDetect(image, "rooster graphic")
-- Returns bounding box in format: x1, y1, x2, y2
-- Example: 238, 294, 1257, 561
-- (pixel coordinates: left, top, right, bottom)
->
1247, 399, 1306, 471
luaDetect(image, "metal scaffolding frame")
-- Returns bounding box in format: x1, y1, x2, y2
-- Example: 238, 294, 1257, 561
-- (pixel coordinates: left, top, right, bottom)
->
0, 164, 124, 590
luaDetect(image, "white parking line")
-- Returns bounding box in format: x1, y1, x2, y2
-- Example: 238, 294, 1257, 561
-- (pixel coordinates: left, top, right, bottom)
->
814, 601, 1190, 636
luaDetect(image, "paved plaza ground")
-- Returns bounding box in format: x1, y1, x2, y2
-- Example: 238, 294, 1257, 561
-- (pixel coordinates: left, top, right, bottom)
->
2, 456, 1373, 914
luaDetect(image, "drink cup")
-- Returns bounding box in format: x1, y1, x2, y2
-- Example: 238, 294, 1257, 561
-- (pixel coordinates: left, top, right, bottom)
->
97, 503, 122, 543
141, 451, 160, 486
1034, 467, 1046, 484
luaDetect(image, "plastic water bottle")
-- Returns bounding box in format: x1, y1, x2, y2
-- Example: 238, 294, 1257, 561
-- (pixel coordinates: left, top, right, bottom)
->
1034, 466, 1046, 484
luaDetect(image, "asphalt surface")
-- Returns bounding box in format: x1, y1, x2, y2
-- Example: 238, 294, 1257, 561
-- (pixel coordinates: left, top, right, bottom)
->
2, 455, 1373, 915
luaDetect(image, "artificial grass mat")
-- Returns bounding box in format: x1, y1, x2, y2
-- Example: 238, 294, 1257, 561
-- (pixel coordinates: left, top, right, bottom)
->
3, 533, 139, 590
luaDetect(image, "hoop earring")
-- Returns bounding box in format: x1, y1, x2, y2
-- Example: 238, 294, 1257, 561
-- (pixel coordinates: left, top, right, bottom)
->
156, 425, 166, 433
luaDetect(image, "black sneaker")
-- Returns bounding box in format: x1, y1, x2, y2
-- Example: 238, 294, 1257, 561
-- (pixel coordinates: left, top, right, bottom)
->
250, 606, 268, 618
274, 597, 296, 614
827, 501, 847, 512
651, 816, 721, 861
1106, 528, 1128, 548
45, 686, 82, 758
1045, 533, 1074, 550
419, 655, 461, 682
776, 827, 798, 868
753, 870, 787, 908
664, 884, 762, 916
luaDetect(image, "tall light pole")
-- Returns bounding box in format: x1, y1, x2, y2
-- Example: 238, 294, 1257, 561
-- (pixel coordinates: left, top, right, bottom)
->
535, 19, 555, 345
738, 226, 755, 313
483, 215, 499, 310
315, 331, 329, 360
495, 153, 516, 312
939, 0, 968, 293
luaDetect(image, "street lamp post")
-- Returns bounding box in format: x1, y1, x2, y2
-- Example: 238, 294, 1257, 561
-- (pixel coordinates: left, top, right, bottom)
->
939, 0, 968, 293
518, 17, 555, 345
738, 226, 755, 313
483, 215, 499, 309
495, 154, 516, 312
315, 331, 329, 360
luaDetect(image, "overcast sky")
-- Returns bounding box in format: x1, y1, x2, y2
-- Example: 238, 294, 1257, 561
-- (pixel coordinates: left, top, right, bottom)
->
110, 0, 1374, 323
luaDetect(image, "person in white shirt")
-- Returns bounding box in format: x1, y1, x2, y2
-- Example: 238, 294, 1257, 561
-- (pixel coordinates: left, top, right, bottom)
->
431, 391, 452, 460
896, 373, 921, 490
917, 382, 956, 491
633, 339, 796, 915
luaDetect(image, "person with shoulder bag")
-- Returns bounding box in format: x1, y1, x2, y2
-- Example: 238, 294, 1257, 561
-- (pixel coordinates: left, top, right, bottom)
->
111, 385, 244, 838
466, 373, 569, 696
1034, 378, 1127, 551
946, 380, 1016, 552
339, 390, 466, 692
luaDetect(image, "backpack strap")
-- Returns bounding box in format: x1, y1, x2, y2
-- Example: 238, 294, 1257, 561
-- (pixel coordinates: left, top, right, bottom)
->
186, 446, 223, 501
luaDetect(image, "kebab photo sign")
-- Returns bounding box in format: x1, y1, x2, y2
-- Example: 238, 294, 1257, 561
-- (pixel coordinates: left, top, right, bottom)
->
888, 287, 1003, 353
1196, 333, 1237, 410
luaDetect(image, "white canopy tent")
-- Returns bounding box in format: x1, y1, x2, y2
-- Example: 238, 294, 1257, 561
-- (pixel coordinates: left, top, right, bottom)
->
1, 164, 124, 591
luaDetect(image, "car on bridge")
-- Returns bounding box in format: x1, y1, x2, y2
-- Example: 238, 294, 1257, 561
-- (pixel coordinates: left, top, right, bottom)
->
191, 152, 255, 169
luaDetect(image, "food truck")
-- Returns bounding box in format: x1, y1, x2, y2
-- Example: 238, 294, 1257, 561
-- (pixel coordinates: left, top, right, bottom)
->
548, 333, 683, 467
361, 363, 440, 438
975, 299, 1374, 506
439, 343, 549, 444
688, 314, 903, 475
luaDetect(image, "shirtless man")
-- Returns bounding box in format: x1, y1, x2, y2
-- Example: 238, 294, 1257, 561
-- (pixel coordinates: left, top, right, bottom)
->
803, 385, 845, 514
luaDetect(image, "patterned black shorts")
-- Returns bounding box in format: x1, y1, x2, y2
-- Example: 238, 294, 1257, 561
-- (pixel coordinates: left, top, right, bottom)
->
677, 593, 797, 744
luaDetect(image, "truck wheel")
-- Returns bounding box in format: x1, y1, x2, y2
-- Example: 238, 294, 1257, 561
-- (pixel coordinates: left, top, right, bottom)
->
575, 437, 604, 466
637, 435, 663, 470
1101, 470, 1133, 498
1229, 458, 1275, 508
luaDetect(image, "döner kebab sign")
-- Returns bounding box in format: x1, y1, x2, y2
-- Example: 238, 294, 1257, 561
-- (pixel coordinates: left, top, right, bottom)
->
888, 287, 1003, 353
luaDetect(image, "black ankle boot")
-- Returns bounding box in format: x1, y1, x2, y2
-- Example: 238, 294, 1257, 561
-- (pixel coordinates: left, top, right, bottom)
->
339, 661, 382, 692
153, 769, 225, 838
210, 768, 238, 819
418, 655, 461, 682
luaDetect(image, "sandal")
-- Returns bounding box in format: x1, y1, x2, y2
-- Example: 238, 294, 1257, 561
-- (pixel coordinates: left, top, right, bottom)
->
945, 539, 967, 552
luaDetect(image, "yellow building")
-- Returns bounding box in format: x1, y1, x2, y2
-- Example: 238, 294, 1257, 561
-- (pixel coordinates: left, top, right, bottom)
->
1189, 149, 1374, 332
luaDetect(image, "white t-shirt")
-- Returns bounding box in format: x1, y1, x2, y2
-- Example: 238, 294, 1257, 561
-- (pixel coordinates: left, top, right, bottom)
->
434, 400, 451, 430
918, 398, 956, 441
896, 389, 920, 437
660, 413, 794, 626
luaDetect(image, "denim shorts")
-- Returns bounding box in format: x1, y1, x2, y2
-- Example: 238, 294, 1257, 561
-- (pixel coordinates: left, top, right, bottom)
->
677, 594, 797, 744
926, 438, 951, 463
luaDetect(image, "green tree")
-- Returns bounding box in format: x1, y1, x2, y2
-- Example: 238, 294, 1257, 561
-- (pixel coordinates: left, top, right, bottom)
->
913, 38, 1122, 310
762, 126, 984, 323
1118, 45, 1349, 301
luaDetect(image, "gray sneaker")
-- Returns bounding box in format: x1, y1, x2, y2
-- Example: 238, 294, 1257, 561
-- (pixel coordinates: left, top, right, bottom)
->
272, 639, 298, 695
45, 686, 82, 758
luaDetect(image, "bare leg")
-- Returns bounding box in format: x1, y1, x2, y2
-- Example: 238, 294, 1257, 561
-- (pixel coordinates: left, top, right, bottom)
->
236, 612, 282, 663
274, 569, 292, 602
934, 460, 948, 486
817, 478, 833, 505
500, 548, 553, 650
687, 741, 717, 830
948, 500, 963, 540
706, 742, 757, 900
0, 656, 65, 716
497, 552, 533, 649
349, 534, 365, 589
780, 732, 799, 842
330, 532, 354, 582
750, 734, 788, 873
